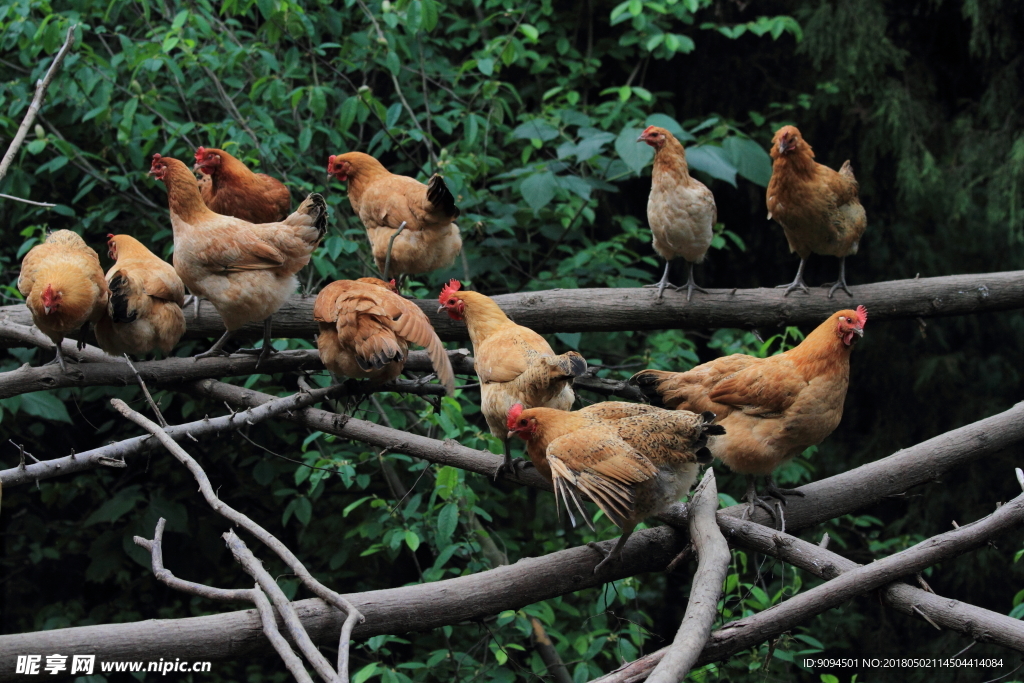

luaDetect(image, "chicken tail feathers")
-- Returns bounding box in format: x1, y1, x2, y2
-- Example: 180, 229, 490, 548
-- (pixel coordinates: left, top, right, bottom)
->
547, 350, 588, 382
627, 369, 673, 407
108, 271, 138, 324
426, 174, 461, 220
295, 192, 329, 244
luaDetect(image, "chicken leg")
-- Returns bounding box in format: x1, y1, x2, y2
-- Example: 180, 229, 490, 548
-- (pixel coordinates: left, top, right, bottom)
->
588, 524, 636, 574
194, 329, 234, 360
643, 261, 675, 300
492, 439, 533, 480
741, 475, 781, 527
776, 257, 810, 296
381, 221, 408, 282
821, 256, 853, 299
681, 261, 708, 302
236, 317, 277, 369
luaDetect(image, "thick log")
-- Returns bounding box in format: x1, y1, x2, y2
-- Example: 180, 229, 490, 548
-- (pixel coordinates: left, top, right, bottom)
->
1, 271, 1021, 346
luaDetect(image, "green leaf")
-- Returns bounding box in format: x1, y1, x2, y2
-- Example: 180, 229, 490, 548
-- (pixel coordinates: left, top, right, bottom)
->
644, 114, 695, 141
521, 171, 556, 212
386, 51, 401, 76
437, 502, 459, 541
19, 391, 72, 423
404, 530, 420, 551
520, 24, 539, 42
722, 136, 772, 186
476, 58, 494, 76
309, 86, 326, 119
687, 145, 738, 186
420, 0, 438, 31
83, 486, 145, 526
353, 663, 380, 683
512, 119, 559, 142
615, 126, 654, 176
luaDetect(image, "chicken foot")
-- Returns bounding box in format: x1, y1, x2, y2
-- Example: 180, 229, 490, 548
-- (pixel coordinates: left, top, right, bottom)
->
820, 256, 853, 299
45, 342, 73, 373
194, 329, 235, 360
643, 261, 676, 300
235, 318, 278, 369
381, 221, 408, 282
681, 261, 709, 302
741, 476, 781, 528
588, 525, 636, 574
776, 257, 810, 296
492, 439, 533, 481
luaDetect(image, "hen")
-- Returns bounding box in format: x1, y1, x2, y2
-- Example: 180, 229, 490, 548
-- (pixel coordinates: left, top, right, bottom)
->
630, 306, 867, 528
193, 146, 291, 223
94, 234, 186, 357
766, 125, 867, 298
437, 280, 587, 476
507, 401, 722, 572
327, 152, 462, 280
18, 230, 109, 371
314, 277, 455, 396
150, 154, 327, 365
638, 126, 717, 300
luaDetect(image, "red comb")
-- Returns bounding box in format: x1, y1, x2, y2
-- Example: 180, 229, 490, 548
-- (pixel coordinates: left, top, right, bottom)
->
151, 153, 162, 161
506, 404, 524, 430
194, 147, 206, 160
438, 279, 462, 303
640, 125, 657, 136
106, 233, 115, 240
856, 305, 868, 327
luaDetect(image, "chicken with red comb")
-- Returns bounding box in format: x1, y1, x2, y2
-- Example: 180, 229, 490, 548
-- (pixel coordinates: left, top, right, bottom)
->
193, 146, 291, 223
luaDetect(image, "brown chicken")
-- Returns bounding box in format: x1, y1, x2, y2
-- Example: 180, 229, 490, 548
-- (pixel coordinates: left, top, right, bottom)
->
766, 125, 867, 298
437, 279, 587, 476
18, 230, 109, 371
150, 154, 327, 365
638, 126, 718, 300
314, 277, 455, 396
327, 152, 462, 280
507, 401, 722, 572
193, 146, 291, 223
630, 306, 867, 528
94, 234, 186, 357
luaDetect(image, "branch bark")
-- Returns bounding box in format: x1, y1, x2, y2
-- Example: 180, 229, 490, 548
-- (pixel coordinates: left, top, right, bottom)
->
646, 470, 728, 683
2, 271, 1020, 346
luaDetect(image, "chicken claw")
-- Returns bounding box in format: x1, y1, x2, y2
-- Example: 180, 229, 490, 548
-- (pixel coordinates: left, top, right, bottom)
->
776, 258, 810, 296
194, 329, 234, 360
742, 476, 781, 528
643, 261, 676, 300
680, 262, 709, 302
492, 442, 533, 480
821, 256, 854, 298
588, 531, 632, 574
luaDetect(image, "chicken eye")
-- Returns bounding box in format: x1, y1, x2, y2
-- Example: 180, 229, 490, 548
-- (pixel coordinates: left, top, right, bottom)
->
519, 419, 527, 426
448, 298, 455, 304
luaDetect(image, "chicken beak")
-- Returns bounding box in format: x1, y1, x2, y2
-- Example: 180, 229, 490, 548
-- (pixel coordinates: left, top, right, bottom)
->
43, 305, 51, 315
636, 134, 645, 143
507, 430, 516, 440
437, 305, 446, 314
853, 328, 864, 338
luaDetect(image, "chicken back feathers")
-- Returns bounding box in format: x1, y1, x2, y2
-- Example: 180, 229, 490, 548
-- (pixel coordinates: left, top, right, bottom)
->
327, 152, 463, 276
314, 277, 455, 395
766, 126, 867, 260
508, 403, 721, 530
19, 230, 109, 346
94, 234, 186, 356
630, 306, 867, 476
639, 126, 717, 264
194, 146, 291, 224
438, 280, 586, 441
151, 154, 326, 331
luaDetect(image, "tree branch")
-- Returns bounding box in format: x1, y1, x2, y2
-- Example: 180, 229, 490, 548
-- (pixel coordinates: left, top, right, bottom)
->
2, 272, 1018, 347
646, 470, 728, 683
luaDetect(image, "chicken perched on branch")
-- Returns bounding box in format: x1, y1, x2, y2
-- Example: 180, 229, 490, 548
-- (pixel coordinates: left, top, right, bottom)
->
18, 230, 109, 371
150, 154, 327, 365
630, 306, 867, 528
327, 152, 462, 281
507, 402, 723, 572
314, 277, 455, 396
638, 126, 717, 300
438, 280, 587, 477
767, 125, 867, 298
193, 146, 291, 224
94, 234, 186, 357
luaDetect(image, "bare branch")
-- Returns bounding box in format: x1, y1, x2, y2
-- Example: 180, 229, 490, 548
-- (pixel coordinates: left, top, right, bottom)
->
0, 25, 76, 186
252, 586, 316, 683
530, 617, 573, 683
0, 192, 56, 207
646, 470, 728, 683
2, 272, 1020, 347
123, 354, 167, 427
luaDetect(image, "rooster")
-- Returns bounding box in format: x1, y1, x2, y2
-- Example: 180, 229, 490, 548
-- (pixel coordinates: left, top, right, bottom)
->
507, 402, 722, 572
437, 280, 587, 476
18, 230, 109, 371
327, 152, 462, 280
637, 126, 717, 300
314, 277, 455, 395
766, 125, 867, 298
94, 234, 186, 357
193, 146, 291, 223
150, 154, 326, 365
630, 306, 867, 528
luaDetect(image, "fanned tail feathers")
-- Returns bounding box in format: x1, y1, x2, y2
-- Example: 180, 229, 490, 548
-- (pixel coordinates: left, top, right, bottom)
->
694, 411, 725, 464
108, 271, 138, 324
627, 369, 672, 407
294, 192, 329, 244
426, 174, 460, 219
547, 350, 588, 381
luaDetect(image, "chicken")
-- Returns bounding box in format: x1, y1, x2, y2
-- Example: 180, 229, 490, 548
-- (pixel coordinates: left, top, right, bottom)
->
327, 152, 462, 280
766, 125, 867, 298
507, 401, 722, 572
630, 306, 867, 528
437, 279, 587, 476
149, 154, 327, 365
18, 230, 109, 371
193, 146, 291, 223
94, 234, 186, 357
637, 126, 717, 300
314, 277, 455, 396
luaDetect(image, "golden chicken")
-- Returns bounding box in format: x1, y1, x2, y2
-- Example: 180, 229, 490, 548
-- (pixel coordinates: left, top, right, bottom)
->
18, 230, 109, 371
150, 154, 327, 365
631, 307, 867, 527
94, 234, 186, 357
638, 126, 717, 300
767, 125, 867, 298
437, 280, 586, 476
314, 277, 455, 395
193, 146, 291, 223
327, 152, 462, 280
507, 402, 722, 572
